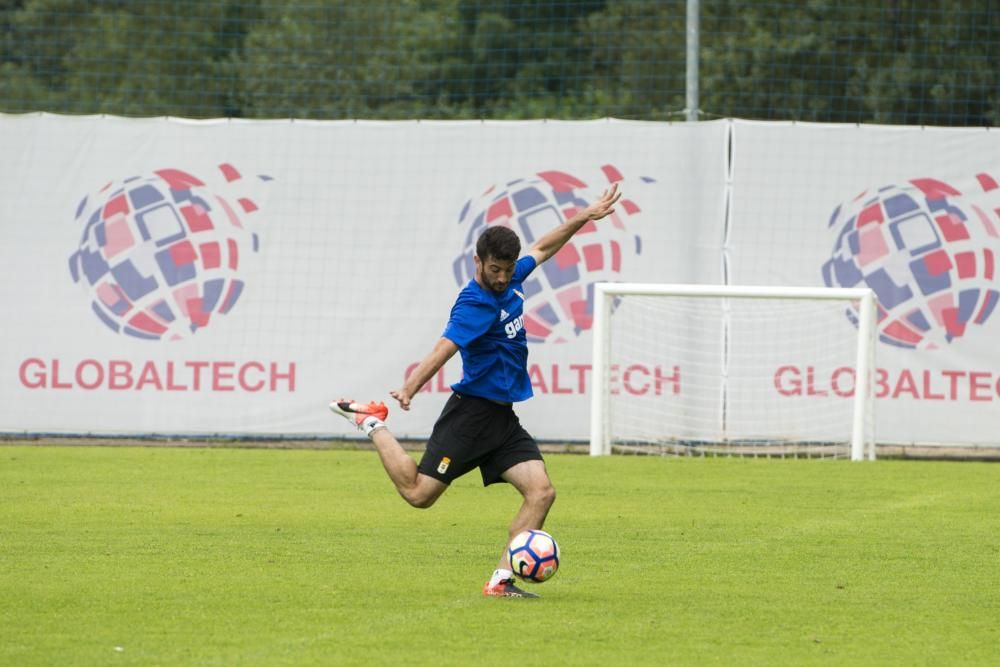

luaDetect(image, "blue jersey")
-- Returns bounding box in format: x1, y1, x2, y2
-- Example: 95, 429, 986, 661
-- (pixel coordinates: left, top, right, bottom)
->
442, 256, 537, 403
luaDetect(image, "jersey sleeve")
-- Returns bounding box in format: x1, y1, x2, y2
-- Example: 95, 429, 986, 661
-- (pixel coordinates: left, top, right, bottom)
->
513, 255, 537, 282
442, 291, 495, 347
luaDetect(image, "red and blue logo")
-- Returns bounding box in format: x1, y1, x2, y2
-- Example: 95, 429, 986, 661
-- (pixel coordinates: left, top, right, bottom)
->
453, 165, 649, 343
822, 174, 1000, 349
68, 164, 271, 341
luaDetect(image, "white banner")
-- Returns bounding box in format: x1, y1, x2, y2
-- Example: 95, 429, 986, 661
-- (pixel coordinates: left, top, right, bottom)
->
0, 114, 728, 439
730, 120, 1000, 445
7, 114, 997, 446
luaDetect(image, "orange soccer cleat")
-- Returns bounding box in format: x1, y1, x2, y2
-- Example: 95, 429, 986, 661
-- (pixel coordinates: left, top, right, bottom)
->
482, 577, 539, 599
329, 399, 389, 433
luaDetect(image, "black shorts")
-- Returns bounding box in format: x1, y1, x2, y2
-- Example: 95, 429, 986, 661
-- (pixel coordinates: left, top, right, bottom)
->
418, 393, 542, 486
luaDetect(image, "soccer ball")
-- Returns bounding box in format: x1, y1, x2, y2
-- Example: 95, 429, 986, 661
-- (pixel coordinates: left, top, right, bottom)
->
507, 529, 560, 583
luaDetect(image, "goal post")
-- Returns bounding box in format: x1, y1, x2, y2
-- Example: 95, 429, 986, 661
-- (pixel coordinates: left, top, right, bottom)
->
589, 283, 877, 460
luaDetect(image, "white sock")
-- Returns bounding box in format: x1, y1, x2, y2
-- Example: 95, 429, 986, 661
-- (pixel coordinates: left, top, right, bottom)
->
489, 568, 514, 586
361, 416, 385, 436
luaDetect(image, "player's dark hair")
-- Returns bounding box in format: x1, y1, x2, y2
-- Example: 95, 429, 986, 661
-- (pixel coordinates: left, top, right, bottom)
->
476, 226, 521, 263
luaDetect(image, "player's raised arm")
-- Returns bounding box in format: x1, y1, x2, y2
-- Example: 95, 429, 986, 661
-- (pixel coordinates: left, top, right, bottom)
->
390, 337, 459, 410
527, 183, 622, 265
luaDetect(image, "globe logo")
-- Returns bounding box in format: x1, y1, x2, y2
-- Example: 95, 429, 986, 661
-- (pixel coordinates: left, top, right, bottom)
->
68, 164, 272, 341
453, 165, 648, 343
822, 174, 1000, 349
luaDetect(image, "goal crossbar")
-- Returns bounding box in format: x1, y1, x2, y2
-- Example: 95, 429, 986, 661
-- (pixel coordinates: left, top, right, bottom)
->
589, 283, 877, 460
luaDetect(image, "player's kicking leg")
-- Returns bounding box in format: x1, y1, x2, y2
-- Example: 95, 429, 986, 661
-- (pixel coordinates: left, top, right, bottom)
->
329, 399, 446, 508
482, 459, 556, 599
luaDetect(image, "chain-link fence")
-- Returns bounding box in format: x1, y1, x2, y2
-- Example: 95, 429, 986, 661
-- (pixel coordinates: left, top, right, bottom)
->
2, 1, 998, 125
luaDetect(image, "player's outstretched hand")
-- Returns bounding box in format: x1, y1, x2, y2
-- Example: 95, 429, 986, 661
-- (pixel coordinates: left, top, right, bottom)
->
584, 182, 622, 221
390, 388, 412, 411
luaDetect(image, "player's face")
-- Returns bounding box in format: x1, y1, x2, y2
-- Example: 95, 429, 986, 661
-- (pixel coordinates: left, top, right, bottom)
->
475, 255, 516, 293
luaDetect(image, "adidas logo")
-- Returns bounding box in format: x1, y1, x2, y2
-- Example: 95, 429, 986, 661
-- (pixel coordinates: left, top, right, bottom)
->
500, 309, 509, 321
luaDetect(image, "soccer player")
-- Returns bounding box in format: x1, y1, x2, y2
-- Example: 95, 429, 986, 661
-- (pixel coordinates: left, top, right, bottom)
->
331, 183, 622, 598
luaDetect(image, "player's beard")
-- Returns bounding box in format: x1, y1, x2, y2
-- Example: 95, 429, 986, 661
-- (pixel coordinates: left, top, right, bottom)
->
474, 264, 508, 293
474, 255, 514, 293
481, 274, 508, 293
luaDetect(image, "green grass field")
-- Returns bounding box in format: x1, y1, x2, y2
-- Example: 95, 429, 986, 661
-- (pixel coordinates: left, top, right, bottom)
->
1, 445, 997, 666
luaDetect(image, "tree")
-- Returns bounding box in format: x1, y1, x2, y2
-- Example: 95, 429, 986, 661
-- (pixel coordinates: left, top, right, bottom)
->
699, 0, 1000, 126
3, 0, 248, 116
1, 0, 997, 125
230, 0, 466, 119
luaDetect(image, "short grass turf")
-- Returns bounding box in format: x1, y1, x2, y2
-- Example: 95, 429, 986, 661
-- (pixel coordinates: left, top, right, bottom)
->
1, 446, 998, 666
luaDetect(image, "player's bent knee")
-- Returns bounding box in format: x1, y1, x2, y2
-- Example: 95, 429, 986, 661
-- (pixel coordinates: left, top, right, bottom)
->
404, 492, 437, 509
540, 484, 556, 508
529, 483, 556, 510
401, 474, 447, 509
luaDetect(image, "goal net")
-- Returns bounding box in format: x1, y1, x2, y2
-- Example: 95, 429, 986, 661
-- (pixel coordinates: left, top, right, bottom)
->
589, 284, 877, 460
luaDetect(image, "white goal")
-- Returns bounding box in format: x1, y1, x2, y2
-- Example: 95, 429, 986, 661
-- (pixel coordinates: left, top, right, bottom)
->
589, 283, 877, 460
